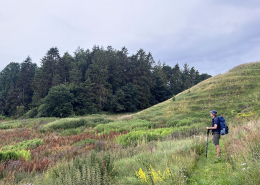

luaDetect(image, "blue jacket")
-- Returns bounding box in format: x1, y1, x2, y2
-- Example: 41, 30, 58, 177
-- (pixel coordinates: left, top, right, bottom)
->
212, 117, 220, 133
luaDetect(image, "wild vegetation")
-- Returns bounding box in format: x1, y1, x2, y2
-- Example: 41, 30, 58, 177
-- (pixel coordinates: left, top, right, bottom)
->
0, 62, 259, 184
0, 46, 211, 118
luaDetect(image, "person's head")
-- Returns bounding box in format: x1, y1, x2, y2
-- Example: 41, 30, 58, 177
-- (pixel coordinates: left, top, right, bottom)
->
210, 110, 217, 118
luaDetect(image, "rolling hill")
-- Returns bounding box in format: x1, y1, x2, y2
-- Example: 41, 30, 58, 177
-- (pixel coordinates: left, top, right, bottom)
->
0, 62, 260, 184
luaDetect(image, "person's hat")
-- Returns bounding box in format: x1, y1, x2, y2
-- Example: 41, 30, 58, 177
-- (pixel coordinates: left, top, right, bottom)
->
210, 110, 217, 115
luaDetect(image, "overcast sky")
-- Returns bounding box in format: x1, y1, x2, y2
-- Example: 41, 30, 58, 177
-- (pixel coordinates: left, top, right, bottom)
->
1, 0, 260, 76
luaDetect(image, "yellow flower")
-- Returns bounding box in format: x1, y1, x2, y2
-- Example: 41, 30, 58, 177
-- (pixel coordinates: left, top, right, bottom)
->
136, 168, 147, 183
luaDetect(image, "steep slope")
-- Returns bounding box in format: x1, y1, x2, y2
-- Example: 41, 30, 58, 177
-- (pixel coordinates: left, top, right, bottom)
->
135, 62, 260, 127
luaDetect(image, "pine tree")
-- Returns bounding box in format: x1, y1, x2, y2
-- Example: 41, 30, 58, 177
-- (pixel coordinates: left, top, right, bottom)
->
17, 56, 37, 110
69, 78, 97, 115
130, 49, 154, 109
5, 85, 20, 116
58, 52, 74, 83
32, 47, 61, 104
0, 62, 21, 116
69, 64, 82, 85
194, 70, 201, 85
86, 48, 112, 110
189, 67, 196, 87
170, 64, 182, 95
162, 63, 173, 85
74, 47, 91, 82
151, 76, 172, 104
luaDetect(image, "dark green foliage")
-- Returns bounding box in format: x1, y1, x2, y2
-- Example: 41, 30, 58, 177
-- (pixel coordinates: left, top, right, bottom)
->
40, 84, 74, 118
86, 47, 112, 110
109, 83, 139, 112
69, 64, 82, 85
17, 57, 37, 110
69, 78, 97, 115
130, 49, 154, 109
0, 46, 211, 117
150, 76, 172, 104
32, 47, 61, 104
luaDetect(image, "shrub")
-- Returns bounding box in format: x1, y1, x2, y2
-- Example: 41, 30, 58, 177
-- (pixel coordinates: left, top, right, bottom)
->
0, 150, 31, 161
0, 120, 22, 129
41, 118, 87, 132
95, 119, 152, 135
24, 107, 38, 118
29, 151, 114, 185
40, 84, 74, 118
41, 117, 112, 132
60, 128, 82, 136
1, 139, 43, 151
115, 128, 173, 146
74, 138, 97, 147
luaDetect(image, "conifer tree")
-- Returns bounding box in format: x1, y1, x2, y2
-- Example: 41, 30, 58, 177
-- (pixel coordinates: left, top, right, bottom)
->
32, 47, 61, 103
86, 48, 111, 110
17, 56, 37, 110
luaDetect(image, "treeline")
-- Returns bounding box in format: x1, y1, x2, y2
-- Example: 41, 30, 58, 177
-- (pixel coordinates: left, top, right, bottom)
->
0, 46, 211, 118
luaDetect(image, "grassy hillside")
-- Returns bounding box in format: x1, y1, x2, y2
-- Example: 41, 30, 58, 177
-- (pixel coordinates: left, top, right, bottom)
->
0, 62, 260, 184
136, 62, 260, 124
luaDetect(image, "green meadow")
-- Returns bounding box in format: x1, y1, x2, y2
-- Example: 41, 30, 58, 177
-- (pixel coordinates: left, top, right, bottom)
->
0, 62, 260, 184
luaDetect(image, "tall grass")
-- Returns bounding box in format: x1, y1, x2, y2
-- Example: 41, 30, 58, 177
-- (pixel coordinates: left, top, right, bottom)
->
40, 117, 112, 132
21, 151, 114, 185
95, 119, 152, 135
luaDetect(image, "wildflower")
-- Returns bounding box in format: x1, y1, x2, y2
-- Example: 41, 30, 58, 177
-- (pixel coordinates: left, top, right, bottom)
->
136, 168, 147, 183
241, 163, 246, 166
247, 167, 250, 169
242, 168, 246, 171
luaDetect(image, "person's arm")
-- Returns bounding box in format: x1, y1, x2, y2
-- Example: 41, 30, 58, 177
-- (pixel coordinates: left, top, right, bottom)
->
206, 124, 217, 130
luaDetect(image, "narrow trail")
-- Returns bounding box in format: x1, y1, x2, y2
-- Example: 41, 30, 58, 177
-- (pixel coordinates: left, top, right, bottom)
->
188, 137, 228, 184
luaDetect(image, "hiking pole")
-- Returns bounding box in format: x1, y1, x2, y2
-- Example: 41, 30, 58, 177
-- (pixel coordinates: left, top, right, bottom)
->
206, 129, 209, 158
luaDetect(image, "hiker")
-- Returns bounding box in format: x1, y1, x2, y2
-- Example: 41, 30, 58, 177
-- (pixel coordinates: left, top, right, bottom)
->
206, 110, 221, 157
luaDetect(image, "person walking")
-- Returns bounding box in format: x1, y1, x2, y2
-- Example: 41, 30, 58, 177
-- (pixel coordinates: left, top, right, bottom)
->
206, 110, 221, 158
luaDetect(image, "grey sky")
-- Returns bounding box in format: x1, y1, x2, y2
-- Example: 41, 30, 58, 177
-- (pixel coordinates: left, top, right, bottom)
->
1, 0, 260, 76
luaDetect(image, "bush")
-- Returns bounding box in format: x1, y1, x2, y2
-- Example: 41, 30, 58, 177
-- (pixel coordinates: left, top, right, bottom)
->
0, 150, 31, 161
1, 139, 43, 151
29, 151, 114, 184
60, 128, 82, 136
40, 84, 74, 118
115, 128, 173, 146
41, 117, 112, 132
95, 119, 152, 135
0, 120, 22, 129
0, 115, 10, 121
74, 138, 97, 146
24, 107, 38, 118
41, 118, 86, 132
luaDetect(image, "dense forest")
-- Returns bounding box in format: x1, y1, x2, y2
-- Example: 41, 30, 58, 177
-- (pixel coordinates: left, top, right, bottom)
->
0, 46, 211, 118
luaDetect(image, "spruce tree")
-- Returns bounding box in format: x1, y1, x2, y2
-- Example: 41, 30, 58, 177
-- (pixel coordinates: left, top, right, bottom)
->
17, 56, 37, 110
